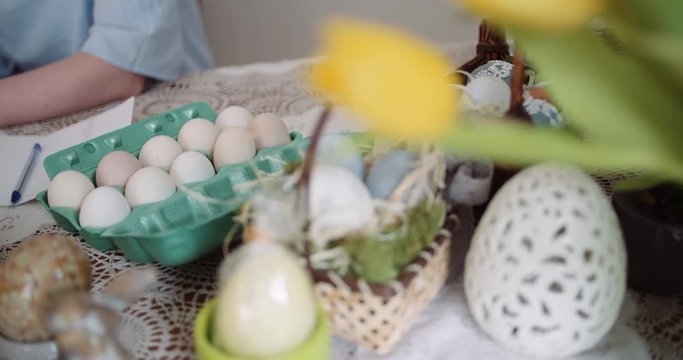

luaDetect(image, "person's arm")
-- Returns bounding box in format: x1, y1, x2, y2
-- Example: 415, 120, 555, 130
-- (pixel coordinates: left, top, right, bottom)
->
0, 52, 144, 127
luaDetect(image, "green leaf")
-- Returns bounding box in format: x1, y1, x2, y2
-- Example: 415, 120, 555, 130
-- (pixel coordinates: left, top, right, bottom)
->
510, 29, 683, 160
613, 0, 683, 35
443, 120, 683, 185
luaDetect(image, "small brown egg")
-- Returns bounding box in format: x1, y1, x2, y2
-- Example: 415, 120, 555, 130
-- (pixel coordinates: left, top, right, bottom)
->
96, 151, 142, 187
0, 235, 91, 342
249, 113, 290, 150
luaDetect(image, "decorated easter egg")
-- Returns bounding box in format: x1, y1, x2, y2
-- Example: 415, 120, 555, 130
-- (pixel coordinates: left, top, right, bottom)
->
523, 91, 565, 128
464, 163, 626, 357
366, 150, 418, 200
0, 235, 91, 342
315, 134, 365, 179
214, 242, 317, 358
472, 60, 514, 85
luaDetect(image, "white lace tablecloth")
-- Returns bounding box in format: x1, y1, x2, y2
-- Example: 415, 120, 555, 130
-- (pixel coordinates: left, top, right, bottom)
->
1, 43, 681, 360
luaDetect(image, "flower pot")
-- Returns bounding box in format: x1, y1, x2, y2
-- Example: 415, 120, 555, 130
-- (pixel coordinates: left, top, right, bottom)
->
193, 299, 330, 360
612, 185, 683, 295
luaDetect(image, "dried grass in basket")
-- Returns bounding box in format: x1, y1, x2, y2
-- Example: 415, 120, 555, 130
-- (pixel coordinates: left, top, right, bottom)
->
310, 225, 452, 355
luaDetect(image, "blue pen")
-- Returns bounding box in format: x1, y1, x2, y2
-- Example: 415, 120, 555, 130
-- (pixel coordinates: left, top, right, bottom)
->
10, 143, 42, 206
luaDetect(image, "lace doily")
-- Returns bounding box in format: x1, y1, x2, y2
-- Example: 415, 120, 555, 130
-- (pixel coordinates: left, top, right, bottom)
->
1, 44, 681, 359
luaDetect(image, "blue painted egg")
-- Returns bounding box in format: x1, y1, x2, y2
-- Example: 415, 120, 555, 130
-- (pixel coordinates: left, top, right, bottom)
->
366, 150, 418, 199
523, 94, 565, 128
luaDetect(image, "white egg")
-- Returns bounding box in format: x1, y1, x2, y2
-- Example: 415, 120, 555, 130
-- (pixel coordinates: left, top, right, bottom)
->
95, 151, 142, 187
138, 135, 183, 171
47, 170, 95, 210
214, 242, 317, 358
79, 186, 130, 228
250, 113, 290, 150
307, 165, 373, 245
457, 76, 511, 116
177, 118, 219, 156
213, 127, 256, 170
465, 162, 626, 358
216, 106, 254, 131
169, 151, 216, 185
125, 167, 176, 207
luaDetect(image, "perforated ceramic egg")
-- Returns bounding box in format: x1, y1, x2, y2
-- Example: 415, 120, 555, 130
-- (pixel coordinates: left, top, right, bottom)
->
464, 163, 626, 357
250, 113, 290, 150
216, 106, 253, 131
0, 235, 91, 342
177, 118, 219, 156
138, 135, 183, 171
214, 242, 317, 358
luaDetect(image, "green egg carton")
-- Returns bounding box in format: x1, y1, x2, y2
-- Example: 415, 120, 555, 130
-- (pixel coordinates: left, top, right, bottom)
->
35, 102, 308, 266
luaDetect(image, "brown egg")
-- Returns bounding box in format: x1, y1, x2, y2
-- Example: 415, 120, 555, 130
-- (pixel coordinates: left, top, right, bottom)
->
0, 235, 91, 342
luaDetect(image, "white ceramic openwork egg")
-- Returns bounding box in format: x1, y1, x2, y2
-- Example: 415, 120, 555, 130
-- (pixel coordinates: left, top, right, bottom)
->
464, 162, 626, 358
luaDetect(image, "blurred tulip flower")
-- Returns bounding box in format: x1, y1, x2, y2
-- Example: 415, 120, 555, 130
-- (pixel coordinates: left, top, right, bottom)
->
309, 19, 457, 141
458, 0, 608, 31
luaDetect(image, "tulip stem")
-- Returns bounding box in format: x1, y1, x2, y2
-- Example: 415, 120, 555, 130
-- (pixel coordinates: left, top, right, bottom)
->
297, 105, 332, 265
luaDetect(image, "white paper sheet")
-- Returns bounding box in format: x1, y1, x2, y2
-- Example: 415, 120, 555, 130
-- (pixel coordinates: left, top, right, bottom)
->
0, 98, 134, 206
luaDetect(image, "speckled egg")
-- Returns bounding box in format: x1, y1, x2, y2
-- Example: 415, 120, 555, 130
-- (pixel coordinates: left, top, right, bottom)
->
0, 235, 91, 342
465, 162, 626, 357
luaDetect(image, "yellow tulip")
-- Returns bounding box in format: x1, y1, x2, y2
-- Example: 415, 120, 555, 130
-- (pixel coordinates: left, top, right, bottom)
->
309, 19, 457, 141
459, 0, 608, 30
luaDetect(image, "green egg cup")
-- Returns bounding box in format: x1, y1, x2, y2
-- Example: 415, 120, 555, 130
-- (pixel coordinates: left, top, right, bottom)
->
194, 299, 330, 360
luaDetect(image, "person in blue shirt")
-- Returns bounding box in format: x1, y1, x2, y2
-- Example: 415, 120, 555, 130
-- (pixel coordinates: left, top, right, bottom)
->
0, 0, 214, 127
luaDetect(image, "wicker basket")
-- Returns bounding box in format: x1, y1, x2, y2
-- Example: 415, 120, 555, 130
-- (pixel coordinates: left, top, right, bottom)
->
311, 229, 451, 355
